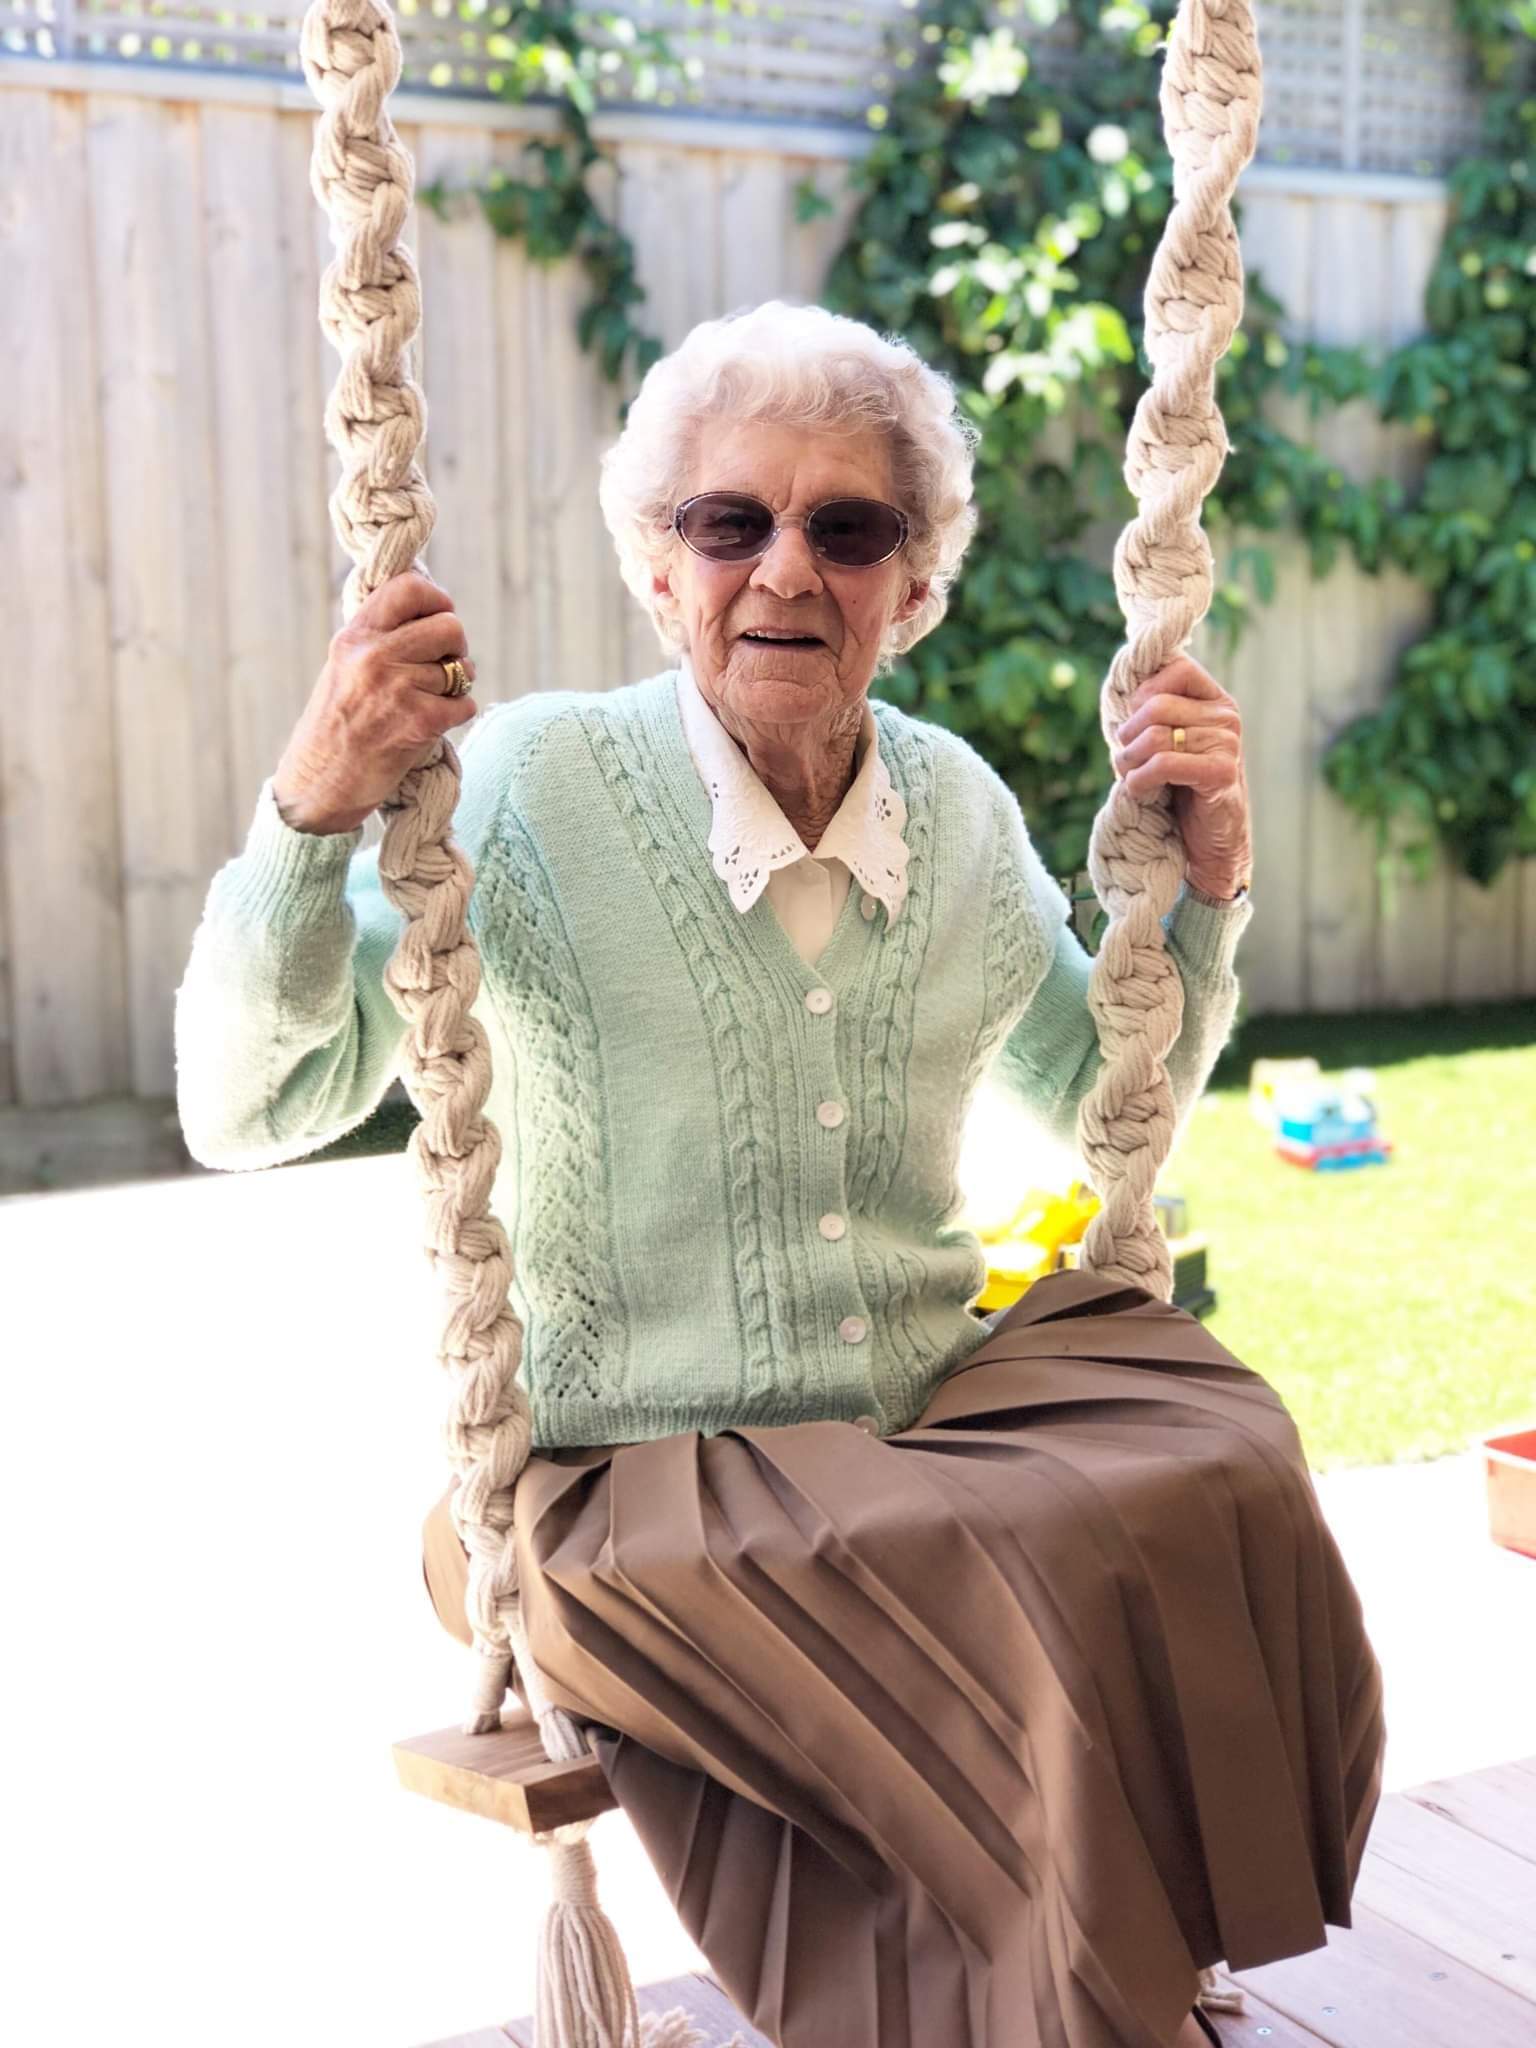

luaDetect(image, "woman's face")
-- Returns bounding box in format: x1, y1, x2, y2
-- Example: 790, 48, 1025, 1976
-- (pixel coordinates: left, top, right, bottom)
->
652, 417, 929, 733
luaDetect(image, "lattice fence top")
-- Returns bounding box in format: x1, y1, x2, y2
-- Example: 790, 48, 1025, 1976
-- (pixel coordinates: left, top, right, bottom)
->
1260, 0, 1489, 178
3, 0, 1491, 175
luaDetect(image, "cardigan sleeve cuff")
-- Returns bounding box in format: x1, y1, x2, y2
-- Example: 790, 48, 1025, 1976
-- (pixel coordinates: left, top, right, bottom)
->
1162, 880, 1254, 978
225, 776, 367, 926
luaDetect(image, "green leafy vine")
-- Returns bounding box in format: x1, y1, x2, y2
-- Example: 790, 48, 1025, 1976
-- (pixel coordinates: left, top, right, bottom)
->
1322, 0, 1536, 890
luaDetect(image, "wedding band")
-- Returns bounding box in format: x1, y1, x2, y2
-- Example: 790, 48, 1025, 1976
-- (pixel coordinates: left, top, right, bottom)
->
1172, 726, 1186, 749
439, 656, 471, 698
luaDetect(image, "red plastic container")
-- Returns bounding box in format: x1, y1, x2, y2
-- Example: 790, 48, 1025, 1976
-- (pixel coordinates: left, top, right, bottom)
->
1481, 1426, 1536, 1560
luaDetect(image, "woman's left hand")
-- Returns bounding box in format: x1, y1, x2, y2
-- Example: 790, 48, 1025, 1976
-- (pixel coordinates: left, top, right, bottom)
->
1110, 655, 1253, 897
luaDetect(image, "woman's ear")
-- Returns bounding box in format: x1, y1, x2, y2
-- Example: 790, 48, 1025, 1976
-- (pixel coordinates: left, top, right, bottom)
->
897, 578, 931, 622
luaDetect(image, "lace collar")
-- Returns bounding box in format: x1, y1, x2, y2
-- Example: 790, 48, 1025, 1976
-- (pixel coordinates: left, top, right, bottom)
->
674, 650, 909, 925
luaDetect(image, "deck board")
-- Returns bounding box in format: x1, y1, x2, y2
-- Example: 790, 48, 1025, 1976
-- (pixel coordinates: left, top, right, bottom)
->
429, 1754, 1536, 2047
497, 1970, 773, 2048
1350, 1782, 1536, 2002
1392, 1757, 1536, 1864
1234, 1898, 1536, 2046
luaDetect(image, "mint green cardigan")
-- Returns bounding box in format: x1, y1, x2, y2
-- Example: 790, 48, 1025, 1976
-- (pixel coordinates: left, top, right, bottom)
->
174, 667, 1254, 1450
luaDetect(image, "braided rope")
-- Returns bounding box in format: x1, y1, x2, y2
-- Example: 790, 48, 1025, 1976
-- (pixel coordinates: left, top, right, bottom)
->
298, 4, 668, 2041
1076, 0, 1262, 2017
1077, 0, 1260, 1297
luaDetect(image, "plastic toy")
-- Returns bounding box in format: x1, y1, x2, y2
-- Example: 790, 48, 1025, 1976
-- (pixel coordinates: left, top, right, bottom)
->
1248, 1058, 1393, 1172
973, 1180, 1216, 1321
1481, 1425, 1536, 1560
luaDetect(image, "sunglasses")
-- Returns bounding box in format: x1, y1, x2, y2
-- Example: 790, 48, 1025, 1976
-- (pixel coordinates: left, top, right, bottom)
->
672, 491, 910, 568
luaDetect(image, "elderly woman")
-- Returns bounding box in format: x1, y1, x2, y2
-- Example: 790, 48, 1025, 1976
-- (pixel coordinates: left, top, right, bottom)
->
176, 302, 1384, 2048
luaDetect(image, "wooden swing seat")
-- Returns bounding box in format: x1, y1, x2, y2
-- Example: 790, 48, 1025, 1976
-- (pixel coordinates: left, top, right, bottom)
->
392, 1706, 618, 1835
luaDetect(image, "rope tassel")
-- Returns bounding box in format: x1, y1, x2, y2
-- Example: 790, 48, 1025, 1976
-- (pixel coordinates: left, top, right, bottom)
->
536, 1833, 643, 2048
534, 1755, 712, 2047
537, 1827, 739, 2048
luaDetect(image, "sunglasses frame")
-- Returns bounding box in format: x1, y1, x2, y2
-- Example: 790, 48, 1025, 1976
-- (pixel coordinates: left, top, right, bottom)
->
672, 490, 911, 569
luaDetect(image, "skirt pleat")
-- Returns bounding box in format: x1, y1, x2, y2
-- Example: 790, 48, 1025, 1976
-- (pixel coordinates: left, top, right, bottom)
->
422, 1268, 1388, 2048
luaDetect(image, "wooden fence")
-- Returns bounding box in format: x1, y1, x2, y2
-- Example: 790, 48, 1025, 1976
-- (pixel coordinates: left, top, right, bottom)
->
1, 55, 1532, 1113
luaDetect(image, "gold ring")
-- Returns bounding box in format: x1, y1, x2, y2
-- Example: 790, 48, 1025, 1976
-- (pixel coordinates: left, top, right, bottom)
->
439, 656, 471, 699
1172, 725, 1186, 750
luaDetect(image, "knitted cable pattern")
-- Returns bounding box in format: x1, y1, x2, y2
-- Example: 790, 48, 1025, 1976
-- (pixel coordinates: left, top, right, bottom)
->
1076, 0, 1262, 2019
298, 4, 679, 2042
1076, 0, 1260, 1301
586, 698, 800, 1415
844, 711, 933, 1226
472, 724, 632, 1427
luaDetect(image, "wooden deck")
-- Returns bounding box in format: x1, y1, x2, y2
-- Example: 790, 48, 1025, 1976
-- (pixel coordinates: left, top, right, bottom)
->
420, 1753, 1536, 2046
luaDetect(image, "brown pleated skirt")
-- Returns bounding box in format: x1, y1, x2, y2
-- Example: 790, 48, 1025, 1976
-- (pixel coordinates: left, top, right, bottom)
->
421, 1269, 1387, 2048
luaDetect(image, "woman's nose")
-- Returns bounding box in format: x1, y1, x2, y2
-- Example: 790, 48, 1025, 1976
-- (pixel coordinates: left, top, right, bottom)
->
751, 524, 823, 595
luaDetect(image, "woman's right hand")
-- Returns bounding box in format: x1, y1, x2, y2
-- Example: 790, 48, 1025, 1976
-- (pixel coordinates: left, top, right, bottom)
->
272, 571, 480, 835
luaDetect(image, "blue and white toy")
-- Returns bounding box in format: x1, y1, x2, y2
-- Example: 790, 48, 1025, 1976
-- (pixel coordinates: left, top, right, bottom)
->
1248, 1059, 1393, 1172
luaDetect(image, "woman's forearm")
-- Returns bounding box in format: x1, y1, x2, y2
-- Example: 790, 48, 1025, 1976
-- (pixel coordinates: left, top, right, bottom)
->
176, 700, 517, 1169
173, 777, 408, 1168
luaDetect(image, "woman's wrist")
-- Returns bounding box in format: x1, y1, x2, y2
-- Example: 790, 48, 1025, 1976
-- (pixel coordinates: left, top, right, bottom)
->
1185, 873, 1251, 906
272, 782, 369, 837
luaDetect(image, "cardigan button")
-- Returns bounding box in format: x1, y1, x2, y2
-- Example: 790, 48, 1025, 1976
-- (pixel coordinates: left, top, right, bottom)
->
838, 1315, 868, 1344
852, 1413, 881, 1435
860, 894, 877, 919
819, 1212, 847, 1241
805, 987, 834, 1014
816, 1100, 846, 1129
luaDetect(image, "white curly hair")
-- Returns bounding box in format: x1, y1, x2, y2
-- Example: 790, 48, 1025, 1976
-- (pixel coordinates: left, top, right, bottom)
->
598, 299, 982, 679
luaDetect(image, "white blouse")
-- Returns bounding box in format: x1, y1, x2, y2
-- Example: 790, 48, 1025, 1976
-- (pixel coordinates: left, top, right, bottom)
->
675, 650, 911, 966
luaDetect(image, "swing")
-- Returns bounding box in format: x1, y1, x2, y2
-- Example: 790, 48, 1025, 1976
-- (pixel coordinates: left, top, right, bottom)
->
295, 1, 1264, 2040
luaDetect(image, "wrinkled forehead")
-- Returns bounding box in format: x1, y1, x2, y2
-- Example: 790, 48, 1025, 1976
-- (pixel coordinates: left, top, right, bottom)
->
686, 416, 895, 511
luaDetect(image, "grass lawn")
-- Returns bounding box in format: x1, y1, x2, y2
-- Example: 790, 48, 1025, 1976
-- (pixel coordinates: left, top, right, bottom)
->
1182, 1000, 1535, 1474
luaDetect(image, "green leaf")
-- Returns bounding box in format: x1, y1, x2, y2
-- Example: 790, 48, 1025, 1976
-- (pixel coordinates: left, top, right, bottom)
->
793, 175, 835, 225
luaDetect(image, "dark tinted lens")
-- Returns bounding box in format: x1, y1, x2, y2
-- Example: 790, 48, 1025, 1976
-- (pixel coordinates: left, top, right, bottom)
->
678, 493, 775, 559
807, 499, 904, 565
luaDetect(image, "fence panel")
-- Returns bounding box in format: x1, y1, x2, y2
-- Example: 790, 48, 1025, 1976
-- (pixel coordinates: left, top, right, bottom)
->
0, 86, 128, 1106
1211, 186, 1315, 1024
87, 90, 235, 1099
1376, 201, 1455, 1013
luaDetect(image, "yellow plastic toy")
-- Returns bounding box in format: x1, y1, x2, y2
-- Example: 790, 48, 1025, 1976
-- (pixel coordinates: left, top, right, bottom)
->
973, 1181, 1213, 1318
971, 1180, 1102, 1312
